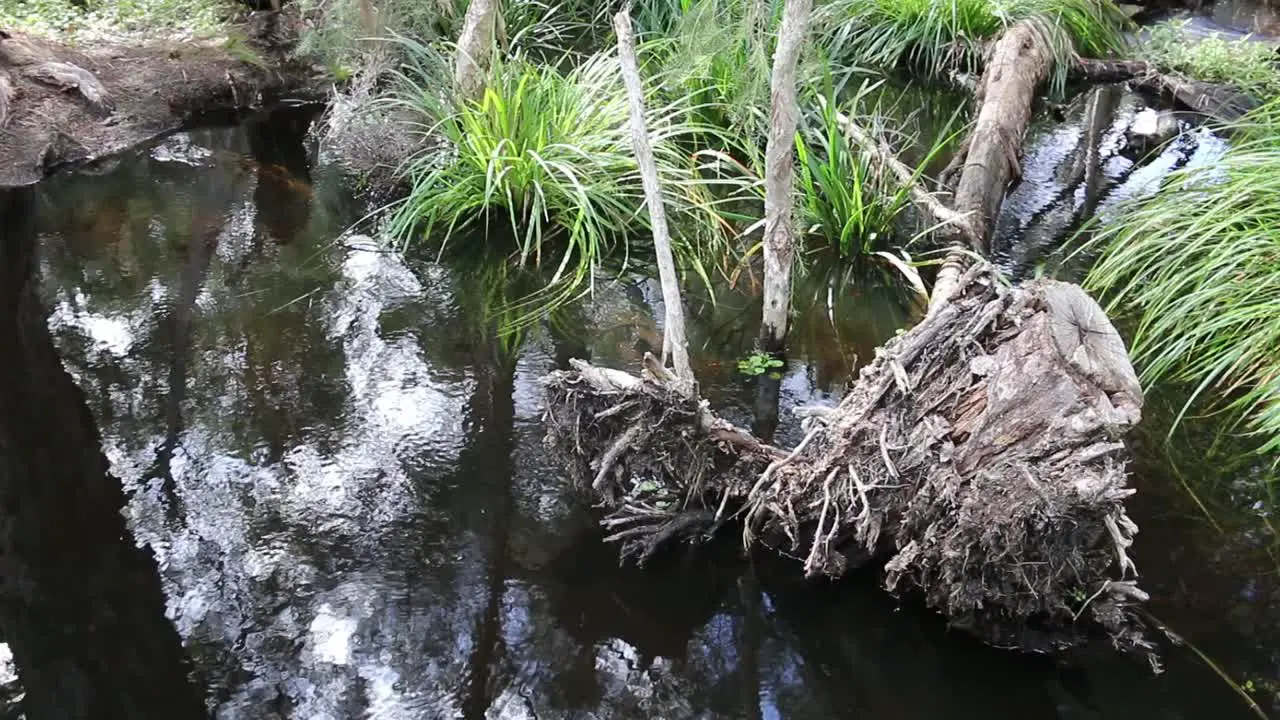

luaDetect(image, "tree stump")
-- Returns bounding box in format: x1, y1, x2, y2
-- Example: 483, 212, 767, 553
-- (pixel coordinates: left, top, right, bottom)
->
543, 264, 1153, 660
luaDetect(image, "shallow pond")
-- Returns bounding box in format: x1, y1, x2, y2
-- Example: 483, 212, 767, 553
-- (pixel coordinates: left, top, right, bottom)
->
0, 107, 1276, 718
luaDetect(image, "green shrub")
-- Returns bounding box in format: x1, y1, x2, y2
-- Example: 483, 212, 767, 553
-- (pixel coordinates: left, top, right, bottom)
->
637, 0, 782, 142
0, 0, 232, 41
1138, 21, 1280, 99
1085, 97, 1280, 457
383, 38, 733, 291
818, 0, 1130, 93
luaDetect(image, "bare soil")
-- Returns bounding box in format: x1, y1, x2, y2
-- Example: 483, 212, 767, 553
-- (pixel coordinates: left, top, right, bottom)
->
0, 12, 325, 187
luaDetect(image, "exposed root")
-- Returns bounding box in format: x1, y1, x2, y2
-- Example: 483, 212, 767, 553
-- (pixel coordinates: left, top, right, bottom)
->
543, 263, 1154, 660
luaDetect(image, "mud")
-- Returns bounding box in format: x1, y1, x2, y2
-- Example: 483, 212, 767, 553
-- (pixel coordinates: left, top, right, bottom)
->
0, 12, 323, 187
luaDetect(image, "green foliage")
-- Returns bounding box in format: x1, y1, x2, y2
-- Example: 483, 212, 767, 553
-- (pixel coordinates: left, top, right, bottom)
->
383, 36, 733, 294
818, 0, 1130, 94
636, 0, 782, 142
794, 78, 958, 258
294, 0, 463, 70
1085, 97, 1280, 458
1138, 21, 1280, 100
737, 351, 784, 377
0, 0, 232, 41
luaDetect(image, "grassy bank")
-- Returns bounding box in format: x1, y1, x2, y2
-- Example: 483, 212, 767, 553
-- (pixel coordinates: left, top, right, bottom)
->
1086, 97, 1280, 468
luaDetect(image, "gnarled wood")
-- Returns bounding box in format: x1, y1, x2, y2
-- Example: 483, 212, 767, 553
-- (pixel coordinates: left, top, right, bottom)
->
544, 265, 1151, 658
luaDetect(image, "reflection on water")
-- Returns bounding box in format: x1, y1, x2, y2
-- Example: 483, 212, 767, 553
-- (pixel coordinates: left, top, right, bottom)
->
0, 107, 1273, 718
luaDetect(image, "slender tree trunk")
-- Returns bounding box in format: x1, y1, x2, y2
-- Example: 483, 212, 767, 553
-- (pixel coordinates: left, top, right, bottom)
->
614, 9, 694, 384
758, 0, 812, 352
456, 0, 501, 102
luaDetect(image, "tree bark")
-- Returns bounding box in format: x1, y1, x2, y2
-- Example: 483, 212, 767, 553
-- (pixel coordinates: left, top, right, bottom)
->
614, 10, 694, 385
455, 0, 501, 102
931, 21, 1053, 312
758, 0, 812, 352
950, 21, 1053, 255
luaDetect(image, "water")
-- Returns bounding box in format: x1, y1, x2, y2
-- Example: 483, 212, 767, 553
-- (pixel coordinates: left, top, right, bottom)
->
0, 108, 1276, 718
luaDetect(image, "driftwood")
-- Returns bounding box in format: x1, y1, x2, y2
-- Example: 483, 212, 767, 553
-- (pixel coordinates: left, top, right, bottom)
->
23, 61, 113, 116
541, 17, 1154, 661
1074, 58, 1261, 122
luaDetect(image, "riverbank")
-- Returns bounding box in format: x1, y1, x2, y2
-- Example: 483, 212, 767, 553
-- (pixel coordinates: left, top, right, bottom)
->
0, 8, 326, 187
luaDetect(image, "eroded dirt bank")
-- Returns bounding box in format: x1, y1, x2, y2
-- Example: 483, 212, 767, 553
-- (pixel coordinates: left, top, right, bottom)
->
0, 15, 324, 187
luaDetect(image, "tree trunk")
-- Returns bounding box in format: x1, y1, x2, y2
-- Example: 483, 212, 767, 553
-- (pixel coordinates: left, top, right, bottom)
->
931, 20, 1052, 311
614, 10, 694, 385
758, 0, 812, 352
950, 21, 1053, 255
455, 0, 501, 102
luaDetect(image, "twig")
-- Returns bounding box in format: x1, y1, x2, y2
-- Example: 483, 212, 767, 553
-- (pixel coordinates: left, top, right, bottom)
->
592, 425, 643, 492
804, 467, 839, 576
1104, 514, 1138, 578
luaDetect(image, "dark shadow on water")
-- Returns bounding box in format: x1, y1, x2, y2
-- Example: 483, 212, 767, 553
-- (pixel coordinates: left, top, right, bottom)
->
0, 187, 206, 719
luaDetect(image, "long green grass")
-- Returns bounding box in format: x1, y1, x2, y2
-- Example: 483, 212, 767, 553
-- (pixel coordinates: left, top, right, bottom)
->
794, 79, 959, 258
1138, 21, 1280, 100
818, 0, 1130, 93
382, 37, 735, 292
636, 0, 783, 143
1085, 97, 1280, 459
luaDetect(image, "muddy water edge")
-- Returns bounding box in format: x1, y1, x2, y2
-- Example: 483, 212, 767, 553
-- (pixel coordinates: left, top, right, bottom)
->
0, 101, 1275, 719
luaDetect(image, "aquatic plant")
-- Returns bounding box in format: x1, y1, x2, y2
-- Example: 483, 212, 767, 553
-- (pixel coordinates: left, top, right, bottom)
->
1138, 21, 1280, 100
383, 37, 732, 291
737, 351, 784, 377
1085, 97, 1280, 459
793, 79, 958, 259
817, 0, 1130, 93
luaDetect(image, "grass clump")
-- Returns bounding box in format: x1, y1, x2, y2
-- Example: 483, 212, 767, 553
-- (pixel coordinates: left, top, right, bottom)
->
0, 0, 233, 42
383, 38, 730, 291
819, 0, 1130, 92
1138, 21, 1280, 100
794, 79, 958, 259
636, 0, 781, 143
1085, 97, 1280, 458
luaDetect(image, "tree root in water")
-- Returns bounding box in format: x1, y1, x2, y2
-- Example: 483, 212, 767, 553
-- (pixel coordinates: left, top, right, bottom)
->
542, 263, 1155, 662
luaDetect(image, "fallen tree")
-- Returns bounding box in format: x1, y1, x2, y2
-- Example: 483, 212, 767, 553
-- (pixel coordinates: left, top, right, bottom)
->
542, 18, 1155, 661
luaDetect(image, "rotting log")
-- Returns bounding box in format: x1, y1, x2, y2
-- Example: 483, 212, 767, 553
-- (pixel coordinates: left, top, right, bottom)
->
541, 19, 1155, 662
543, 266, 1153, 659
1073, 58, 1260, 122
950, 21, 1053, 254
